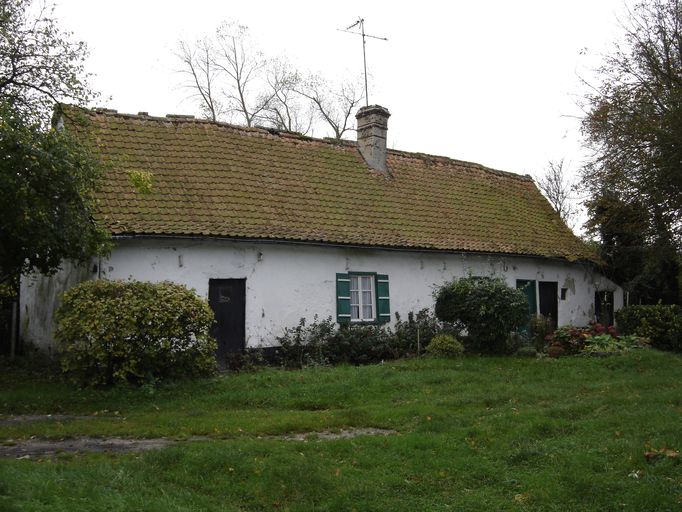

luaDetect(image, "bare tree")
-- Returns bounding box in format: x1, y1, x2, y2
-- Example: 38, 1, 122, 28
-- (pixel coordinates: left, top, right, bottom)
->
212, 22, 276, 127
176, 38, 223, 121
536, 159, 577, 227
297, 75, 363, 139
261, 59, 312, 134
176, 22, 363, 138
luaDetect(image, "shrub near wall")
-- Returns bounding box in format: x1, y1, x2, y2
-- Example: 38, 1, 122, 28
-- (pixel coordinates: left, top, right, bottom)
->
434, 276, 529, 354
275, 311, 459, 368
393, 309, 461, 355
616, 304, 682, 352
55, 280, 217, 386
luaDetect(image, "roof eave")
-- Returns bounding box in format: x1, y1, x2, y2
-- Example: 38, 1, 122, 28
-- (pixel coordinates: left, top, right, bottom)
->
109, 233, 599, 265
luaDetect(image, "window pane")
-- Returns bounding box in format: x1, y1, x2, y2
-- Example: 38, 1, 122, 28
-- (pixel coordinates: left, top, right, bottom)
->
362, 305, 373, 319
350, 276, 359, 291
351, 305, 360, 320
361, 276, 372, 291
362, 290, 372, 306
350, 290, 359, 305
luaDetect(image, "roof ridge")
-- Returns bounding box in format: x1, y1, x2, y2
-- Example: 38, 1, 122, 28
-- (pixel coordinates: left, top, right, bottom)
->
387, 148, 532, 181
70, 105, 530, 180
83, 106, 353, 146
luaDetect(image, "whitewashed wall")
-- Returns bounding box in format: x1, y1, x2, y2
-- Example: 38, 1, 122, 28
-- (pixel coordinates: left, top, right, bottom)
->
21, 238, 623, 351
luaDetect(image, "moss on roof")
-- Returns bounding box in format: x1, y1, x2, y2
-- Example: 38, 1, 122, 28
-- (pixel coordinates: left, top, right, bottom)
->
62, 106, 596, 262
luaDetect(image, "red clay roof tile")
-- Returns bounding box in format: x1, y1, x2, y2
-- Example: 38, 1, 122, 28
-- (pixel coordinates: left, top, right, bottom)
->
63, 106, 595, 262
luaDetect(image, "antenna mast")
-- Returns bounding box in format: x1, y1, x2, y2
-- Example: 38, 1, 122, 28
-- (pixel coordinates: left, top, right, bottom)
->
338, 18, 387, 106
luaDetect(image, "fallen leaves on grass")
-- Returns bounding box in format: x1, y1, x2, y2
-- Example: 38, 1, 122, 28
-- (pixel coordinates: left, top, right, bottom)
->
644, 445, 679, 463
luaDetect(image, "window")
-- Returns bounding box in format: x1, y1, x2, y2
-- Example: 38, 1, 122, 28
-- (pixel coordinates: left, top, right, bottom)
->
350, 274, 375, 321
336, 273, 390, 324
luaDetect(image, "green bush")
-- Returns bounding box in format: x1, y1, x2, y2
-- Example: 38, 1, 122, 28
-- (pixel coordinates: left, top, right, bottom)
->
276, 317, 395, 367
326, 324, 397, 365
529, 315, 554, 352
393, 308, 461, 355
515, 346, 537, 357
425, 334, 464, 358
275, 310, 461, 368
276, 316, 335, 368
582, 334, 649, 354
434, 276, 529, 354
55, 280, 217, 386
616, 304, 682, 352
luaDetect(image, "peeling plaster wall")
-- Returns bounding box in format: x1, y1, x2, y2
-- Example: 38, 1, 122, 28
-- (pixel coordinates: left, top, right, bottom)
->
20, 260, 93, 355
20, 238, 623, 351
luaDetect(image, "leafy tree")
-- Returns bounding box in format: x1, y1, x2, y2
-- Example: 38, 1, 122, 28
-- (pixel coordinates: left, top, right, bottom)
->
586, 191, 680, 304
581, 0, 682, 304
0, 0, 108, 285
0, 0, 96, 125
0, 104, 108, 284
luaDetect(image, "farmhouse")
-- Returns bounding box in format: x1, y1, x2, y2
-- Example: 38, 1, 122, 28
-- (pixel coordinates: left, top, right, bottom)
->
21, 105, 623, 360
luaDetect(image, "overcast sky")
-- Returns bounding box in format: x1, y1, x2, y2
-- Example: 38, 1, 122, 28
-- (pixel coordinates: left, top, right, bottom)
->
54, 0, 632, 185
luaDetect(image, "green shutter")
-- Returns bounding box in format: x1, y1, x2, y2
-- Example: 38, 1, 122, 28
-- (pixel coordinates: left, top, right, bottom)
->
336, 273, 351, 324
376, 274, 391, 324
516, 279, 537, 334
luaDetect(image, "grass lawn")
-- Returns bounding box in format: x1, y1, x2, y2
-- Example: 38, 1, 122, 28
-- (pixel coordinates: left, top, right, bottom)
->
1, 350, 681, 511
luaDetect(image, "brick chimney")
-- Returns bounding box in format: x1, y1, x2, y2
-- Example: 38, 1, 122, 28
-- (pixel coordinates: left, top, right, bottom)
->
356, 105, 391, 173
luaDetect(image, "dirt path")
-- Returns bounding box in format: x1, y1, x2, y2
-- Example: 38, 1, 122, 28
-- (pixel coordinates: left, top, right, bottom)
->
1, 425, 397, 459
271, 428, 396, 441
2, 437, 173, 459
0, 414, 92, 426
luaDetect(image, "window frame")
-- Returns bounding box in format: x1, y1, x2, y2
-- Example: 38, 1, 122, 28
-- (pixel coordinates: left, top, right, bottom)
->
349, 272, 377, 323
336, 272, 390, 325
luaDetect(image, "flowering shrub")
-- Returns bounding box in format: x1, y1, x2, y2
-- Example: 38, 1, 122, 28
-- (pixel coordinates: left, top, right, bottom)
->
56, 280, 217, 386
545, 322, 647, 357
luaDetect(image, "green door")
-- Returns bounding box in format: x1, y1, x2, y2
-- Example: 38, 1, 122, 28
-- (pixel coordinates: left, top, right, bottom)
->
516, 279, 537, 332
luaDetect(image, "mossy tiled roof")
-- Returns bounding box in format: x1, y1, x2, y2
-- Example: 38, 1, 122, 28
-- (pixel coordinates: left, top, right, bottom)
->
64, 106, 595, 262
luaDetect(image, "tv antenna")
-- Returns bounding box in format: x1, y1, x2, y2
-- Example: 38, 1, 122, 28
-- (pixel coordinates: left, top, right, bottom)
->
338, 18, 387, 106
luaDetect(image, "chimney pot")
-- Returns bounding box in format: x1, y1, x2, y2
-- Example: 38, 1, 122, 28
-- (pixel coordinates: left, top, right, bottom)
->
356, 105, 390, 173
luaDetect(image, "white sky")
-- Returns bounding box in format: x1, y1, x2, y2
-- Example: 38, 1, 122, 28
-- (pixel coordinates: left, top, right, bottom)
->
54, 0, 631, 186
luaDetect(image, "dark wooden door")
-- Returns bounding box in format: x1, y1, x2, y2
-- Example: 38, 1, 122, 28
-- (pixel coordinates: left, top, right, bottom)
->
208, 279, 246, 366
595, 291, 614, 326
539, 281, 558, 329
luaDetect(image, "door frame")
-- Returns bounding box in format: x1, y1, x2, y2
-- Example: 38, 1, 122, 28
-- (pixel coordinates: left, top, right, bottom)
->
208, 278, 247, 366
